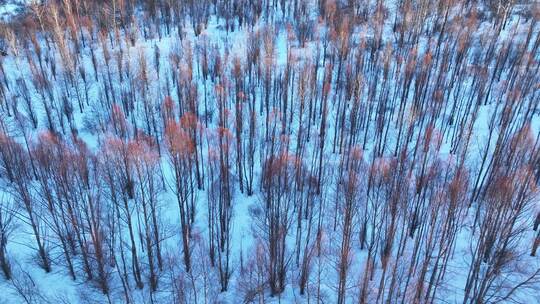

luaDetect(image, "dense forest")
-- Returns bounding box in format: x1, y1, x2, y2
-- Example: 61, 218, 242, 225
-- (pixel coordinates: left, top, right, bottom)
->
0, 0, 538, 303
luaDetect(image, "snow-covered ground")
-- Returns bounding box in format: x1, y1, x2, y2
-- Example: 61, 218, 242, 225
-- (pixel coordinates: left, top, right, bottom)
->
0, 0, 31, 20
